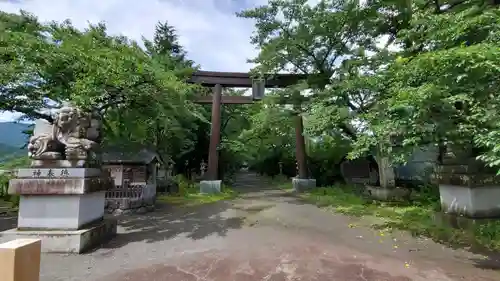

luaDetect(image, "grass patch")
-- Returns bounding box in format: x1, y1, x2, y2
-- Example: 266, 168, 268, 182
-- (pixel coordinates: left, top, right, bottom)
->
268, 175, 293, 191
275, 182, 293, 191
157, 179, 239, 207
0, 199, 18, 214
301, 185, 500, 251
0, 174, 19, 209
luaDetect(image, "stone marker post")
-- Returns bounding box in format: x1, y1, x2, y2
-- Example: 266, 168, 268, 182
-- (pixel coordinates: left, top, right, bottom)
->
0, 103, 117, 253
200, 84, 223, 194
200, 160, 207, 177
0, 239, 41, 281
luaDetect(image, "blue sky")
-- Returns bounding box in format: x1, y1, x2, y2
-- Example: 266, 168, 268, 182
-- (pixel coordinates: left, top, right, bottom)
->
0, 0, 273, 122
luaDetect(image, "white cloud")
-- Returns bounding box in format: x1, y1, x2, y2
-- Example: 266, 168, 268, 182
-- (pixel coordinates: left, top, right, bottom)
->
0, 111, 23, 122
0, 0, 262, 71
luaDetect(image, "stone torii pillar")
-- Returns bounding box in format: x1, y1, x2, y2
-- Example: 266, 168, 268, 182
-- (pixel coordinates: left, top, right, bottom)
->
291, 99, 316, 192
206, 84, 222, 182
294, 112, 308, 179
195, 85, 255, 193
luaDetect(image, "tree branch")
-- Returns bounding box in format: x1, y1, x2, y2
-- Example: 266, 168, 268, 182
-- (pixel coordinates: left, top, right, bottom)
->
282, 27, 326, 72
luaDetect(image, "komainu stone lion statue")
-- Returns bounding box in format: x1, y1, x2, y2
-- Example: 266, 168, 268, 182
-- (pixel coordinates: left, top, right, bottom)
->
27, 102, 102, 163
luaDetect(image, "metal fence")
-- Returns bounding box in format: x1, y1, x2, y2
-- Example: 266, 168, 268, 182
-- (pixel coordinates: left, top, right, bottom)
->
105, 186, 144, 199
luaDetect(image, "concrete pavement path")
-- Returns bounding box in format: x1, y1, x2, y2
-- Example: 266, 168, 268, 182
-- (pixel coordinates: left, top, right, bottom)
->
8, 172, 500, 280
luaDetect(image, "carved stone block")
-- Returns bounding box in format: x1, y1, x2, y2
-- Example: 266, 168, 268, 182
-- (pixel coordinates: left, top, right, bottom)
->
27, 102, 102, 167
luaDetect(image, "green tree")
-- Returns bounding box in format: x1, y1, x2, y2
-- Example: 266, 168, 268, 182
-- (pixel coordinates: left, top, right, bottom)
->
239, 0, 500, 182
365, 1, 500, 167
237, 0, 391, 185
0, 11, 202, 165
237, 0, 389, 144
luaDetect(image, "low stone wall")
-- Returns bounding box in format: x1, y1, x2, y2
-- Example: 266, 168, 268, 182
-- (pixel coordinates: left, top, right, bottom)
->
105, 184, 156, 215
105, 197, 155, 215
364, 185, 412, 201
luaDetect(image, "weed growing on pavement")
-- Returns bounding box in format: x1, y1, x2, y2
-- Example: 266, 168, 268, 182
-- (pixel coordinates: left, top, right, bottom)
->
301, 186, 500, 251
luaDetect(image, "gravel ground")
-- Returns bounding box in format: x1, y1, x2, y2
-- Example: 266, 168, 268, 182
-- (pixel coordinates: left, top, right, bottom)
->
2, 174, 500, 280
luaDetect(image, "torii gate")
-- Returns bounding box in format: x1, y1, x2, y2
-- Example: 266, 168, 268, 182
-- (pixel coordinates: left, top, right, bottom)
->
188, 71, 316, 192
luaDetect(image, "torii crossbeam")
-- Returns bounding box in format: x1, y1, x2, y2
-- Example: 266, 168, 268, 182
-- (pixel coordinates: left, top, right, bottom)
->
188, 71, 313, 192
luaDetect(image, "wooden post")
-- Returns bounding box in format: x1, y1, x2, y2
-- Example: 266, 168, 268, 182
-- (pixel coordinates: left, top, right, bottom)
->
0, 239, 41, 281
206, 84, 222, 180
294, 113, 308, 179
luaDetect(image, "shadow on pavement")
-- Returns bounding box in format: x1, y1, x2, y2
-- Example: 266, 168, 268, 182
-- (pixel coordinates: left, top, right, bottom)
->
471, 255, 500, 271
95, 201, 244, 251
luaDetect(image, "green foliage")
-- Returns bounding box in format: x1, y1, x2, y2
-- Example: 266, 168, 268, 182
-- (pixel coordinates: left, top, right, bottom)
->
0, 174, 19, 208
239, 0, 500, 175
172, 174, 198, 196
1, 11, 195, 114
0, 11, 205, 172
308, 134, 352, 184
373, 6, 500, 162
0, 174, 9, 197
0, 156, 30, 170
355, 2, 500, 165
0, 157, 30, 208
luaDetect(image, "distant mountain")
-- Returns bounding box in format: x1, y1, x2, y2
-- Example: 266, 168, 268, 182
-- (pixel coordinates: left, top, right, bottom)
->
0, 122, 31, 161
0, 143, 16, 154
0, 122, 32, 148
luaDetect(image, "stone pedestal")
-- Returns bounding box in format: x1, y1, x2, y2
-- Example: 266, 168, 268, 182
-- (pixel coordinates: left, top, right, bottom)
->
292, 178, 316, 192
439, 184, 500, 218
200, 180, 221, 194
1, 167, 117, 253
434, 154, 500, 218
18, 191, 105, 229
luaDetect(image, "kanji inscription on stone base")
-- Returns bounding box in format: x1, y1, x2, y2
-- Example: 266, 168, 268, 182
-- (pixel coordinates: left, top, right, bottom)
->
17, 168, 102, 179
31, 169, 41, 178
8, 177, 107, 195
46, 169, 55, 178
60, 169, 70, 177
